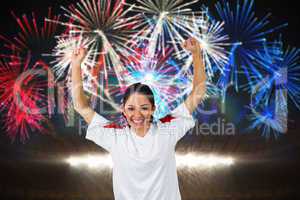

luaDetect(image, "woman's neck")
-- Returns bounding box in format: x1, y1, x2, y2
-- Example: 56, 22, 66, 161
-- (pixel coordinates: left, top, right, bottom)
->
132, 124, 151, 137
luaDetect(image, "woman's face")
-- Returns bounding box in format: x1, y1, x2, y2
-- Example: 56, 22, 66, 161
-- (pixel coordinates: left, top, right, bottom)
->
123, 93, 155, 129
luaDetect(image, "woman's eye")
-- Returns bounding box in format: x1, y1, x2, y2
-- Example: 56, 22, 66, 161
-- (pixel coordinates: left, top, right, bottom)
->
127, 107, 134, 111
141, 107, 149, 110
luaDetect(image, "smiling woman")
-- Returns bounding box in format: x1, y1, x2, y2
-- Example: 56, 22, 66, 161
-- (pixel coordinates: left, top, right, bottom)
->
122, 83, 156, 137
70, 37, 206, 200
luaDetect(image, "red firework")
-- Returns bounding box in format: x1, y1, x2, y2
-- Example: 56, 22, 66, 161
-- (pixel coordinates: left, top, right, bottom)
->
0, 7, 65, 142
0, 7, 61, 56
0, 54, 49, 142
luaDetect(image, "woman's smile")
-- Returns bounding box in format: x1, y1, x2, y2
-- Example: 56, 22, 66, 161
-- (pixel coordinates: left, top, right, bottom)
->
123, 93, 155, 135
131, 118, 145, 125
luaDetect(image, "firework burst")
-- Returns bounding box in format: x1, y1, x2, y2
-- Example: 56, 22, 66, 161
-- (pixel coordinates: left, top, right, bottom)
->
121, 44, 189, 118
49, 34, 95, 81
215, 0, 287, 91
0, 8, 61, 59
197, 19, 231, 78
48, 0, 143, 84
175, 16, 231, 81
0, 8, 64, 121
247, 39, 300, 137
129, 0, 206, 59
0, 55, 49, 142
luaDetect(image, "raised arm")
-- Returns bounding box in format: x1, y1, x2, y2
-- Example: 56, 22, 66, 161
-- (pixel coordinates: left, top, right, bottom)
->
183, 38, 206, 114
71, 48, 95, 124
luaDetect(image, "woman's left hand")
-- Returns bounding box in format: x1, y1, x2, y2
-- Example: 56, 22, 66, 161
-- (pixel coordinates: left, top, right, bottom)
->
182, 37, 202, 55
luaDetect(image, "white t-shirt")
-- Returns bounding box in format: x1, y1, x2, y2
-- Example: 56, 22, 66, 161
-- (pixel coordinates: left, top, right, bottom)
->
86, 103, 195, 200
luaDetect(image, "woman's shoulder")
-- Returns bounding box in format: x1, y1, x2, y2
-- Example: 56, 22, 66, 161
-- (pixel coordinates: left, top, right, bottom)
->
156, 115, 179, 131
158, 115, 176, 124
101, 122, 129, 135
103, 123, 125, 129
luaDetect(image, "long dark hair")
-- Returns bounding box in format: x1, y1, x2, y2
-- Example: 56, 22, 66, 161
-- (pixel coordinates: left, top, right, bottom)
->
122, 83, 155, 107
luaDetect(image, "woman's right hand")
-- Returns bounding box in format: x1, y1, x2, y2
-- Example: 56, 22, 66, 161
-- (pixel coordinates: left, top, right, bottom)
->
71, 47, 87, 67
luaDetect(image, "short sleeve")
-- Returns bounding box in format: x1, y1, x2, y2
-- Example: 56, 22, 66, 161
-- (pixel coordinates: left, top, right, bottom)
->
86, 112, 117, 152
159, 103, 196, 145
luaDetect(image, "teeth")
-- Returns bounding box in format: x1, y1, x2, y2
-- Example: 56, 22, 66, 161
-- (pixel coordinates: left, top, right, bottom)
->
133, 119, 144, 124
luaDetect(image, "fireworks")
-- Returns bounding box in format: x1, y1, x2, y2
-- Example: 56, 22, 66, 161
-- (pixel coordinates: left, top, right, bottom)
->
0, 55, 48, 142
120, 43, 190, 118
0, 9, 60, 142
46, 0, 146, 115
215, 0, 287, 91
176, 17, 231, 81
0, 0, 299, 141
197, 19, 231, 78
49, 35, 95, 80
280, 47, 300, 109
49, 0, 143, 84
248, 39, 300, 137
0, 8, 60, 59
129, 0, 205, 58
0, 8, 62, 120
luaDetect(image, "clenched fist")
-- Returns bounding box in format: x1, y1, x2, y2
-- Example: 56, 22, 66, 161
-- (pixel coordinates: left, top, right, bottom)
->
182, 37, 203, 55
71, 47, 87, 67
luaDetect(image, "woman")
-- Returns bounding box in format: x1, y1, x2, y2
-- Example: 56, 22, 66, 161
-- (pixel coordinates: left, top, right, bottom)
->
71, 38, 206, 200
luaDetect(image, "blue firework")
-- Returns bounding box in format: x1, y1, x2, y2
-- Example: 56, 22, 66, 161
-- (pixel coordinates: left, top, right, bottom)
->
248, 38, 300, 138
250, 39, 300, 108
215, 0, 287, 91
280, 47, 300, 109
